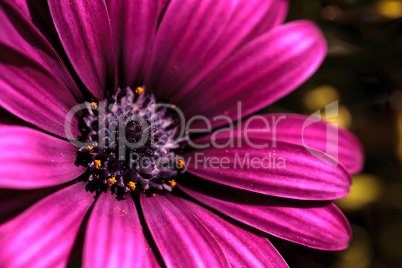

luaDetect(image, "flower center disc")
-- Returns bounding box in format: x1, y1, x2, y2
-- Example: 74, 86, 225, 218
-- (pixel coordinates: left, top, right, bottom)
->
76, 87, 183, 194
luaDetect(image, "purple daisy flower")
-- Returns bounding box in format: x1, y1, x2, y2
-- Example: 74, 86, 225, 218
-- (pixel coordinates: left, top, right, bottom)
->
0, 0, 364, 267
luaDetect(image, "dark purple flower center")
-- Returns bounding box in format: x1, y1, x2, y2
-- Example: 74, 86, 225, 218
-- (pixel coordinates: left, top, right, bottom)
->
76, 87, 183, 194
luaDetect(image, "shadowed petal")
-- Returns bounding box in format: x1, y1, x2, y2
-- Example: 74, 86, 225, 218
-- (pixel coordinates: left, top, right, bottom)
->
105, 0, 162, 88
0, 182, 96, 268
0, 0, 83, 138
183, 138, 351, 200
0, 126, 85, 189
48, 0, 116, 99
144, 0, 236, 99
177, 21, 326, 129
177, 197, 289, 268
179, 177, 352, 250
140, 193, 230, 268
0, 0, 83, 102
13, 0, 77, 66
83, 192, 158, 268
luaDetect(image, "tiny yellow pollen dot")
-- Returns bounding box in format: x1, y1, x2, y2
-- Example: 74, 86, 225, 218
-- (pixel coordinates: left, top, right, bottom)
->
108, 177, 117, 185
90, 102, 98, 110
152, 193, 156, 197
127, 181, 136, 190
134, 107, 138, 111
171, 104, 176, 108
119, 209, 121, 211
135, 87, 144, 95
169, 180, 177, 188
94, 160, 101, 169
86, 146, 93, 152
177, 160, 185, 169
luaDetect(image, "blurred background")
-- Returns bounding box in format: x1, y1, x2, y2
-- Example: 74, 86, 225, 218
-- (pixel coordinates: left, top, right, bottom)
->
266, 0, 402, 267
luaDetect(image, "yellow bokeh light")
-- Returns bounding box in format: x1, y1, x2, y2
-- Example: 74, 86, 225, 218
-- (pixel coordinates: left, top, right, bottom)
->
377, 0, 402, 19
304, 85, 340, 111
305, 86, 352, 129
326, 105, 353, 129
336, 174, 382, 211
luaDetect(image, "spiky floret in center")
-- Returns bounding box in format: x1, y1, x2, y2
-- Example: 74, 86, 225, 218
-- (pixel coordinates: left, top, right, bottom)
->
76, 87, 183, 194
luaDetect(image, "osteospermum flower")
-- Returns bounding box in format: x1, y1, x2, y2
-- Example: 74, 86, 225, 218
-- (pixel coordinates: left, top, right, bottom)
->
0, 0, 364, 267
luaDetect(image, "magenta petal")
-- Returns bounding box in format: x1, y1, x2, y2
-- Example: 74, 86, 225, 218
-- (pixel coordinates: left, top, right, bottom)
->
194, 113, 363, 174
0, 0, 84, 138
169, 0, 289, 101
83, 192, 158, 268
0, 126, 86, 189
48, 0, 116, 99
235, 114, 363, 174
179, 179, 352, 250
184, 137, 351, 200
249, 0, 289, 38
105, 0, 160, 88
0, 182, 96, 267
177, 197, 289, 267
0, 0, 83, 102
140, 194, 230, 268
144, 0, 236, 99
177, 21, 327, 129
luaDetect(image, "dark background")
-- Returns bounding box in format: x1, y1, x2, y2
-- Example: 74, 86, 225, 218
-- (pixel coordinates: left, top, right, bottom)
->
267, 0, 402, 267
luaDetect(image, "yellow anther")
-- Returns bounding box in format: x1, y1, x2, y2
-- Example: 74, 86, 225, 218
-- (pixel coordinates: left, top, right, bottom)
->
90, 102, 98, 110
108, 177, 117, 185
86, 146, 93, 152
94, 160, 101, 169
135, 87, 144, 95
169, 180, 177, 188
177, 160, 185, 169
127, 181, 136, 190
